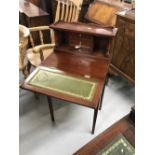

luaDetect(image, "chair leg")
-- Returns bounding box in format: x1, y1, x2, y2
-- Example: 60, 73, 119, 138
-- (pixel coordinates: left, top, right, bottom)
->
92, 103, 99, 134
47, 96, 55, 122
27, 60, 32, 74
99, 82, 106, 110
22, 66, 29, 79
26, 61, 39, 99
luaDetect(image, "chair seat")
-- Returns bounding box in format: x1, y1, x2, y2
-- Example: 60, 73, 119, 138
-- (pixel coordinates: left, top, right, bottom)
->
27, 44, 54, 67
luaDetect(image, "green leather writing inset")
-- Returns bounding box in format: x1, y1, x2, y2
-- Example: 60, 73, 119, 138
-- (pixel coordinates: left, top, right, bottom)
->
28, 67, 97, 101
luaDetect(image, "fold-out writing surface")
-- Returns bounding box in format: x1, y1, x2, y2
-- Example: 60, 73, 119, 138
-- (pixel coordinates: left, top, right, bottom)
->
28, 67, 97, 101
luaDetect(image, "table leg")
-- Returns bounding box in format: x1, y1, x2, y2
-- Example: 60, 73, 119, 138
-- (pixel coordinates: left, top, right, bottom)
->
92, 103, 99, 134
47, 96, 55, 122
99, 82, 106, 110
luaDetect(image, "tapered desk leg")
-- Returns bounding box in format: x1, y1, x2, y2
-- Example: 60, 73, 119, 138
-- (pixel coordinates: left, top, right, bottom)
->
47, 96, 55, 122
92, 103, 99, 134
99, 83, 106, 110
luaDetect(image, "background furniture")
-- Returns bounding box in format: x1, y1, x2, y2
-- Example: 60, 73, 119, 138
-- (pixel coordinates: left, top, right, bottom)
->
21, 22, 117, 134
52, 0, 93, 22
19, 0, 50, 27
54, 0, 83, 23
110, 10, 135, 84
26, 26, 55, 73
73, 107, 135, 155
83, 0, 135, 84
19, 0, 51, 48
85, 0, 123, 26
26, 0, 92, 22
79, 0, 94, 22
26, 0, 52, 22
25, 0, 83, 73
19, 24, 30, 79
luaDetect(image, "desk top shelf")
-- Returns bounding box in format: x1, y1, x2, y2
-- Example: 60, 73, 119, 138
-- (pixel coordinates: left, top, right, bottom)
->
50, 22, 117, 59
50, 22, 117, 37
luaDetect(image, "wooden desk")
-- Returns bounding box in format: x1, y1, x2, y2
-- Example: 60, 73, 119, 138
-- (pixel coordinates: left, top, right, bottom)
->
74, 110, 135, 155
21, 22, 117, 134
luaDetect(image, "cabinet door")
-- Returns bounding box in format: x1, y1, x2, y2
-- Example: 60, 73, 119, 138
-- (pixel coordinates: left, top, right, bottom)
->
111, 17, 135, 82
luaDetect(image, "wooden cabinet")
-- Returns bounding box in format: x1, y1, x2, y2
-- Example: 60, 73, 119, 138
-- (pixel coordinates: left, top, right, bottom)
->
19, 0, 51, 44
19, 0, 50, 27
27, 0, 52, 22
110, 11, 135, 84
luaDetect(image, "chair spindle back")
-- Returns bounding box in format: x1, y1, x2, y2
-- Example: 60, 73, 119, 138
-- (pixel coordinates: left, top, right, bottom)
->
55, 0, 83, 23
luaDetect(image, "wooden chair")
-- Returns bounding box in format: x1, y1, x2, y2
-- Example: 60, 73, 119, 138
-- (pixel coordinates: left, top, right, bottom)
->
19, 24, 30, 79
27, 26, 55, 72
55, 0, 83, 23
26, 0, 83, 73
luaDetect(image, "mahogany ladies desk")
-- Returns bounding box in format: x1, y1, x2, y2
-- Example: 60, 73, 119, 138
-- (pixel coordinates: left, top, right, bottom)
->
21, 22, 117, 134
